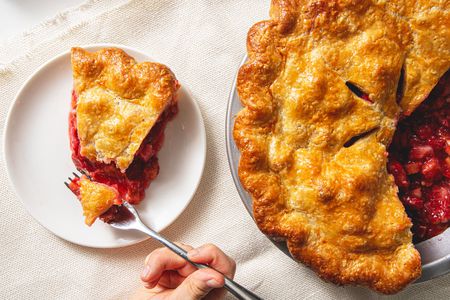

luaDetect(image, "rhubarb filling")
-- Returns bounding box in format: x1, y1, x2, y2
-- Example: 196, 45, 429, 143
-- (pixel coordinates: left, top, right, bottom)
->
388, 71, 450, 243
69, 90, 178, 221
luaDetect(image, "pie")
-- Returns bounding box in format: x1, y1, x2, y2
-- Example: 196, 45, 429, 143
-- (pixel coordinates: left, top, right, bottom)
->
234, 0, 449, 294
68, 47, 179, 226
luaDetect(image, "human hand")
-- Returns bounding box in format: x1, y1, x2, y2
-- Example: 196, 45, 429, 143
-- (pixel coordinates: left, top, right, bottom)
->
132, 243, 236, 300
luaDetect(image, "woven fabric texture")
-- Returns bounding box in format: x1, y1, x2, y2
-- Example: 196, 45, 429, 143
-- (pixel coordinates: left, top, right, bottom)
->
0, 1, 449, 299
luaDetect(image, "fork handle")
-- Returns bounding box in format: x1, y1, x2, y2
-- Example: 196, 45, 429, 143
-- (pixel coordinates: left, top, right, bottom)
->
137, 224, 263, 300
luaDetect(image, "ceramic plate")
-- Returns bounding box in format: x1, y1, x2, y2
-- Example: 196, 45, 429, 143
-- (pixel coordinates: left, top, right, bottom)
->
4, 44, 206, 248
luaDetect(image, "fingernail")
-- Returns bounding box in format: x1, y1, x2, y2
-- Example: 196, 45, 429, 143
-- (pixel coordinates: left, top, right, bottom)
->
141, 265, 151, 279
206, 279, 221, 288
188, 249, 199, 258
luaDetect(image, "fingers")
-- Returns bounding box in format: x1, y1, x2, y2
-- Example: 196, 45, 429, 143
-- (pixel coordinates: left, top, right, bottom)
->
169, 268, 225, 300
140, 242, 236, 300
141, 244, 196, 288
187, 244, 236, 278
153, 270, 185, 289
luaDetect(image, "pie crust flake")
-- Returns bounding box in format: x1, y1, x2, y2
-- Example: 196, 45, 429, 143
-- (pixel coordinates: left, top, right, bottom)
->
234, 0, 449, 294
78, 177, 119, 226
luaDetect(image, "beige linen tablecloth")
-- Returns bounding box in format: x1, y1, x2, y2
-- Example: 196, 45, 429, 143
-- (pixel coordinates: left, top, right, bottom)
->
1, 1, 449, 299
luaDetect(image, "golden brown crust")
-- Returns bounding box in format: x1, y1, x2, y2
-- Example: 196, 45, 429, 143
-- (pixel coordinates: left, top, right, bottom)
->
232, 0, 448, 294
71, 47, 178, 171
79, 177, 118, 226
376, 0, 450, 114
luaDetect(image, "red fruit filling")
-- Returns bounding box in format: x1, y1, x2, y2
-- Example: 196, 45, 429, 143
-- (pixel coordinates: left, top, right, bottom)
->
388, 71, 450, 243
69, 90, 178, 221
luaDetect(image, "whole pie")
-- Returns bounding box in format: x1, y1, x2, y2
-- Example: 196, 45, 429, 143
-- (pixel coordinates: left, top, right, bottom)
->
234, 0, 449, 294
68, 47, 179, 226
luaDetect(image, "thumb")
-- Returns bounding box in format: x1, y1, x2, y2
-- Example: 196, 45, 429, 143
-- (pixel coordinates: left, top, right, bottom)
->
171, 268, 224, 300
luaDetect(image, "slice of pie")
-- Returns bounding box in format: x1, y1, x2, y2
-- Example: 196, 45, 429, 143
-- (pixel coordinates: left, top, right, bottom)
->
234, 0, 449, 294
68, 47, 179, 226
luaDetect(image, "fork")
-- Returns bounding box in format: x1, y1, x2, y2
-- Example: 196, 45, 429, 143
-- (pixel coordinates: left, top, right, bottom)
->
65, 173, 262, 300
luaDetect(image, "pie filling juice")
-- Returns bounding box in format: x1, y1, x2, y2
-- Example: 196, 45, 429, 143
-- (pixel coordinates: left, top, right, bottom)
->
388, 71, 450, 243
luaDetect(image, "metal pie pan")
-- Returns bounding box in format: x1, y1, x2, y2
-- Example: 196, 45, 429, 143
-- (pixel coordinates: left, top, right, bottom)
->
225, 56, 450, 284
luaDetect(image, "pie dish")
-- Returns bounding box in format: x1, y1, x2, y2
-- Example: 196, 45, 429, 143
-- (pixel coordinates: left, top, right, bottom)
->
233, 0, 449, 294
68, 47, 179, 226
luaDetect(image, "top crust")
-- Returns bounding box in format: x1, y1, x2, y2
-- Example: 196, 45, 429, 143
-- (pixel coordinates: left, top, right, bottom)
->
71, 47, 178, 171
375, 0, 450, 114
234, 0, 448, 294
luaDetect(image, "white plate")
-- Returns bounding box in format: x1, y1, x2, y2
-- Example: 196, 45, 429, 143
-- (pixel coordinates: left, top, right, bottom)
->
3, 44, 206, 248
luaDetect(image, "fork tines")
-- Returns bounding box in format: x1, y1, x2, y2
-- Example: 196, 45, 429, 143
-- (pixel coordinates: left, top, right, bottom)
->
64, 179, 76, 195
64, 171, 83, 195
77, 168, 92, 180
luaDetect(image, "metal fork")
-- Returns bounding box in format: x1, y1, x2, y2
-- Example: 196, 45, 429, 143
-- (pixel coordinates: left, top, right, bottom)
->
65, 173, 262, 300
